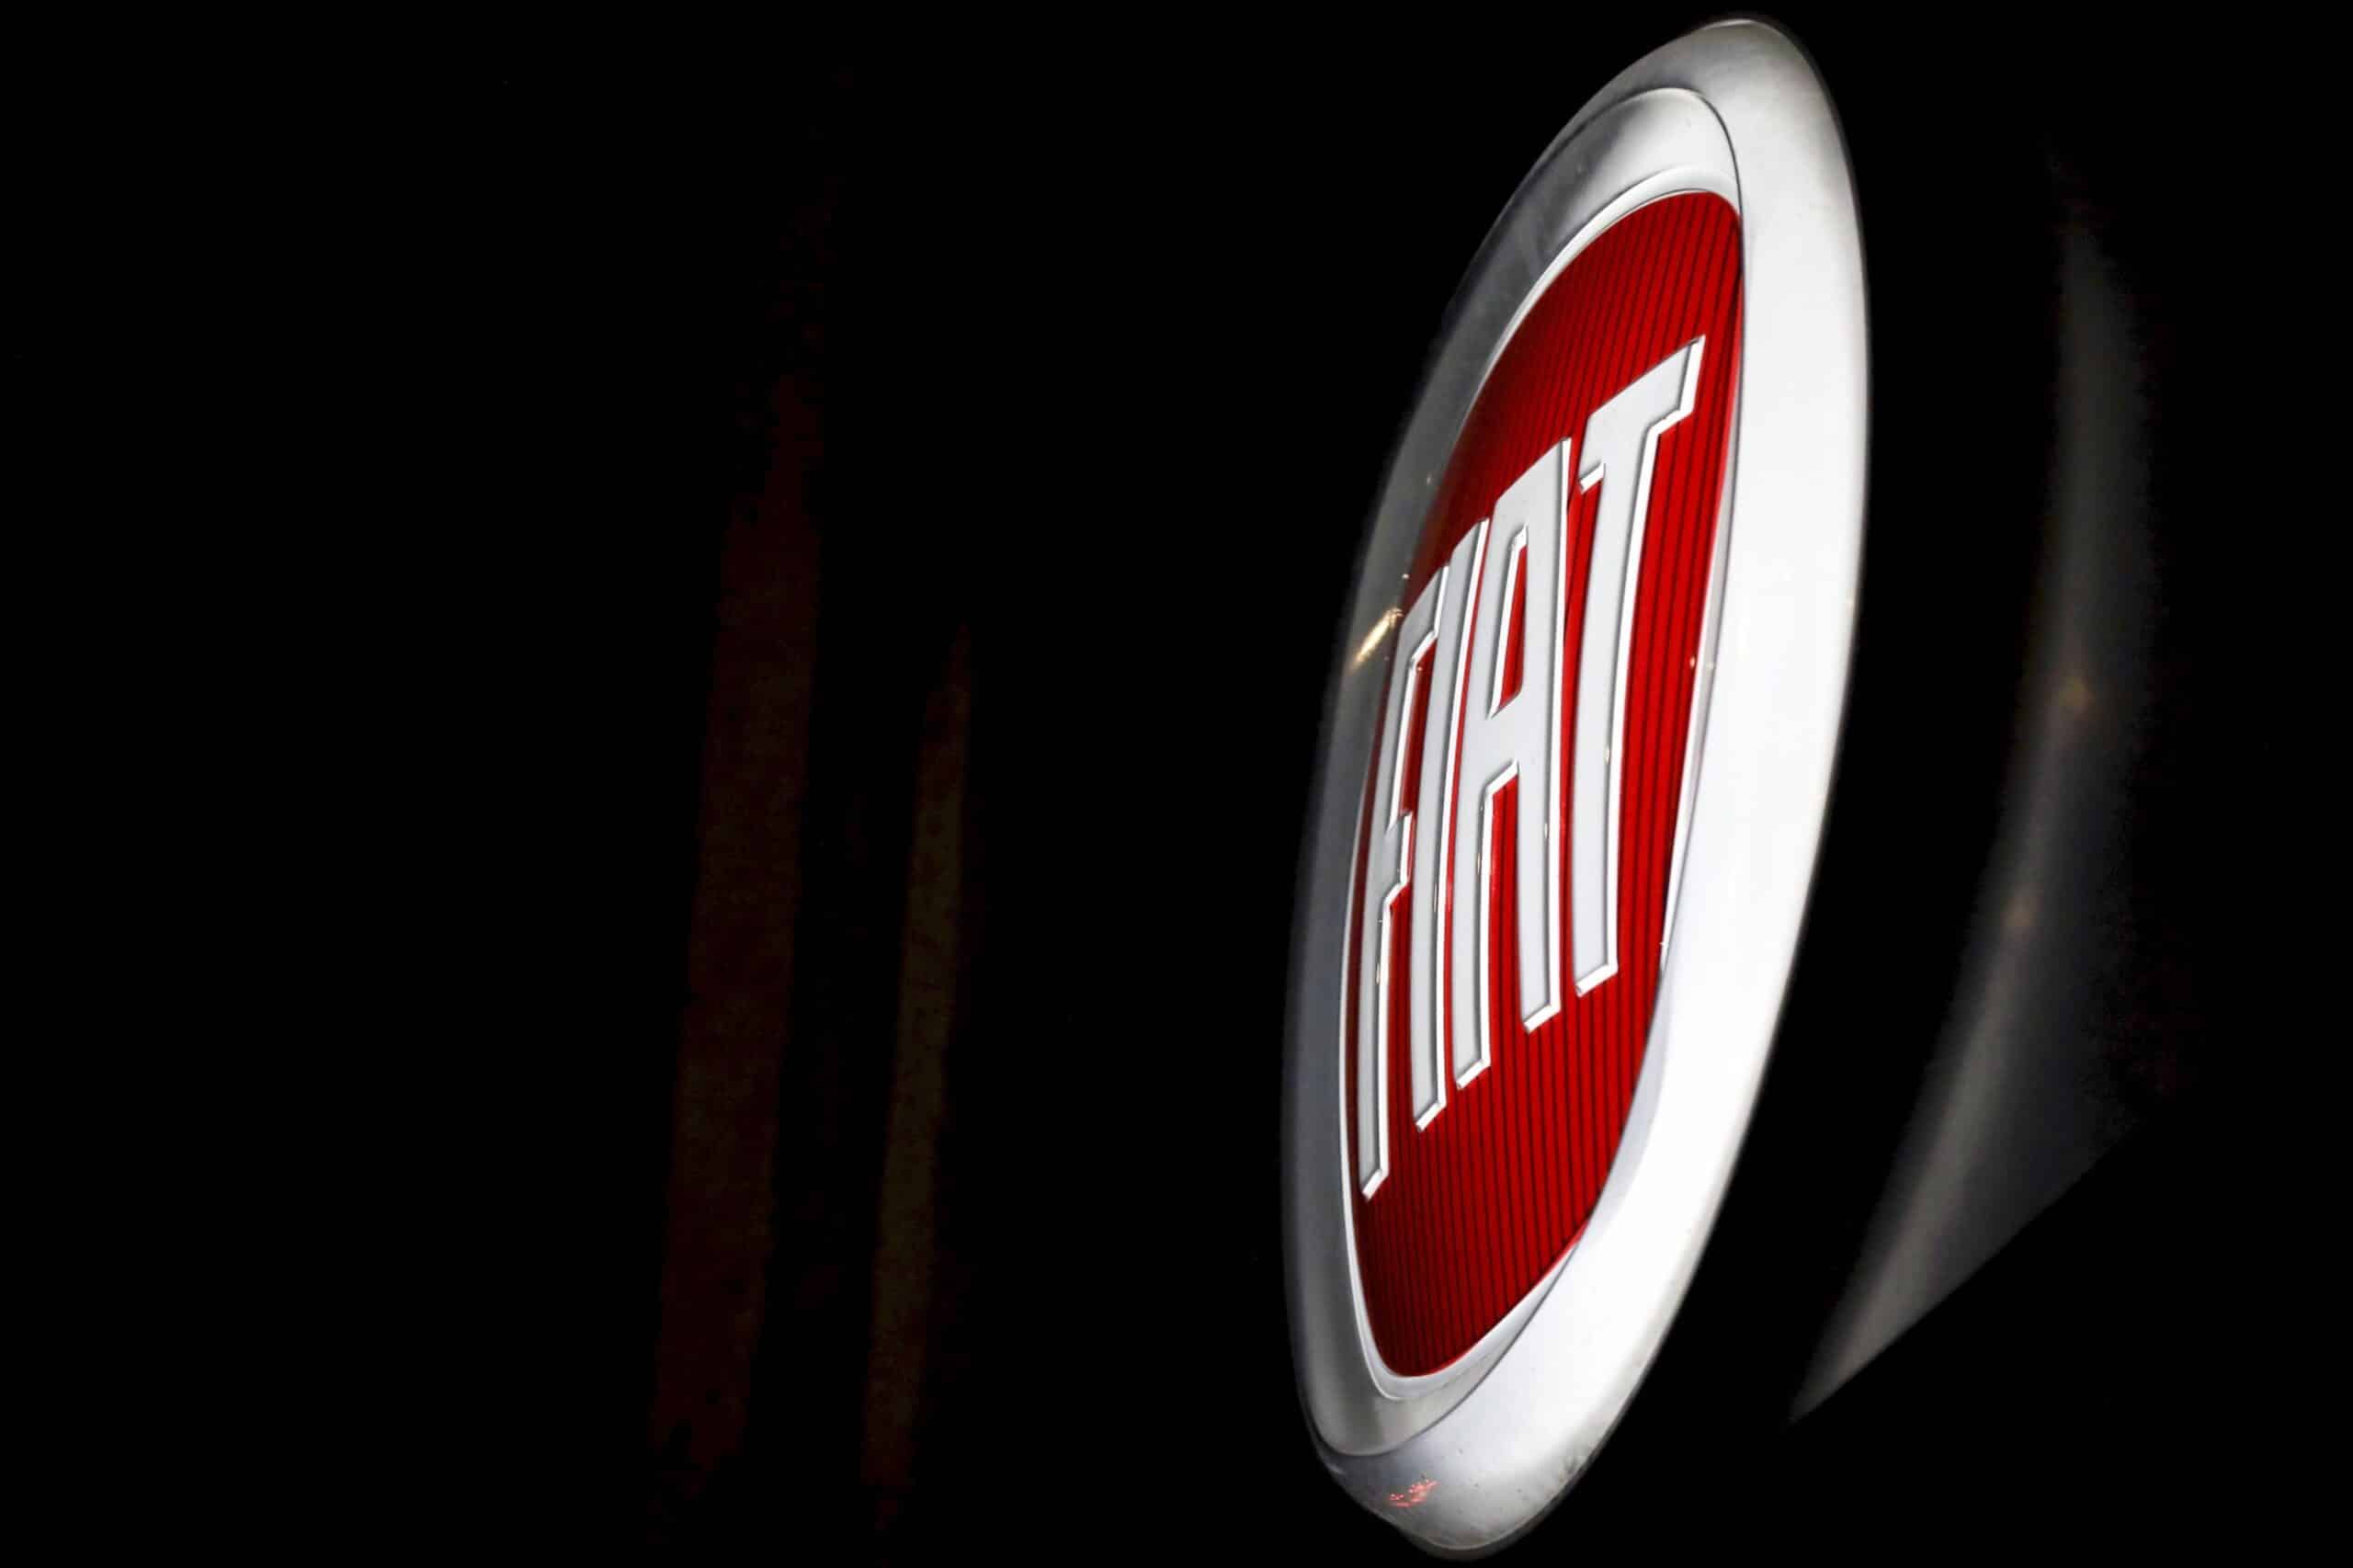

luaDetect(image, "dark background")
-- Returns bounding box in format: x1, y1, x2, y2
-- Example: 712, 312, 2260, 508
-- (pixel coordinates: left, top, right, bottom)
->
472, 13, 2302, 1557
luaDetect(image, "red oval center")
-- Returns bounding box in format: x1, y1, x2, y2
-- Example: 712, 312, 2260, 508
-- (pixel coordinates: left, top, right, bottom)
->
1347, 191, 1743, 1375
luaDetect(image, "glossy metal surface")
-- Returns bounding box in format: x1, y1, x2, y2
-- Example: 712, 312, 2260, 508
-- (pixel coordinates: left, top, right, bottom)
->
1283, 21, 1866, 1552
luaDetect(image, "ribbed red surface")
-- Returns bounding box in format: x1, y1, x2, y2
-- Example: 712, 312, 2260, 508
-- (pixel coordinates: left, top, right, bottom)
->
1347, 193, 1743, 1375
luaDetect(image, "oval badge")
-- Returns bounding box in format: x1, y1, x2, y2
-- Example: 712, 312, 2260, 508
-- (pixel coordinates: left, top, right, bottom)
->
1284, 21, 1866, 1552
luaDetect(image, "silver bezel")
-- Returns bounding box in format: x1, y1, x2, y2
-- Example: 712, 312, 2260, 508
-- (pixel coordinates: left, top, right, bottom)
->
1282, 20, 1866, 1554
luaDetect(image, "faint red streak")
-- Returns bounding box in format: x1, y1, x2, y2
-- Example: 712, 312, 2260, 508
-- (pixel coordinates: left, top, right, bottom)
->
1387, 1478, 1438, 1509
